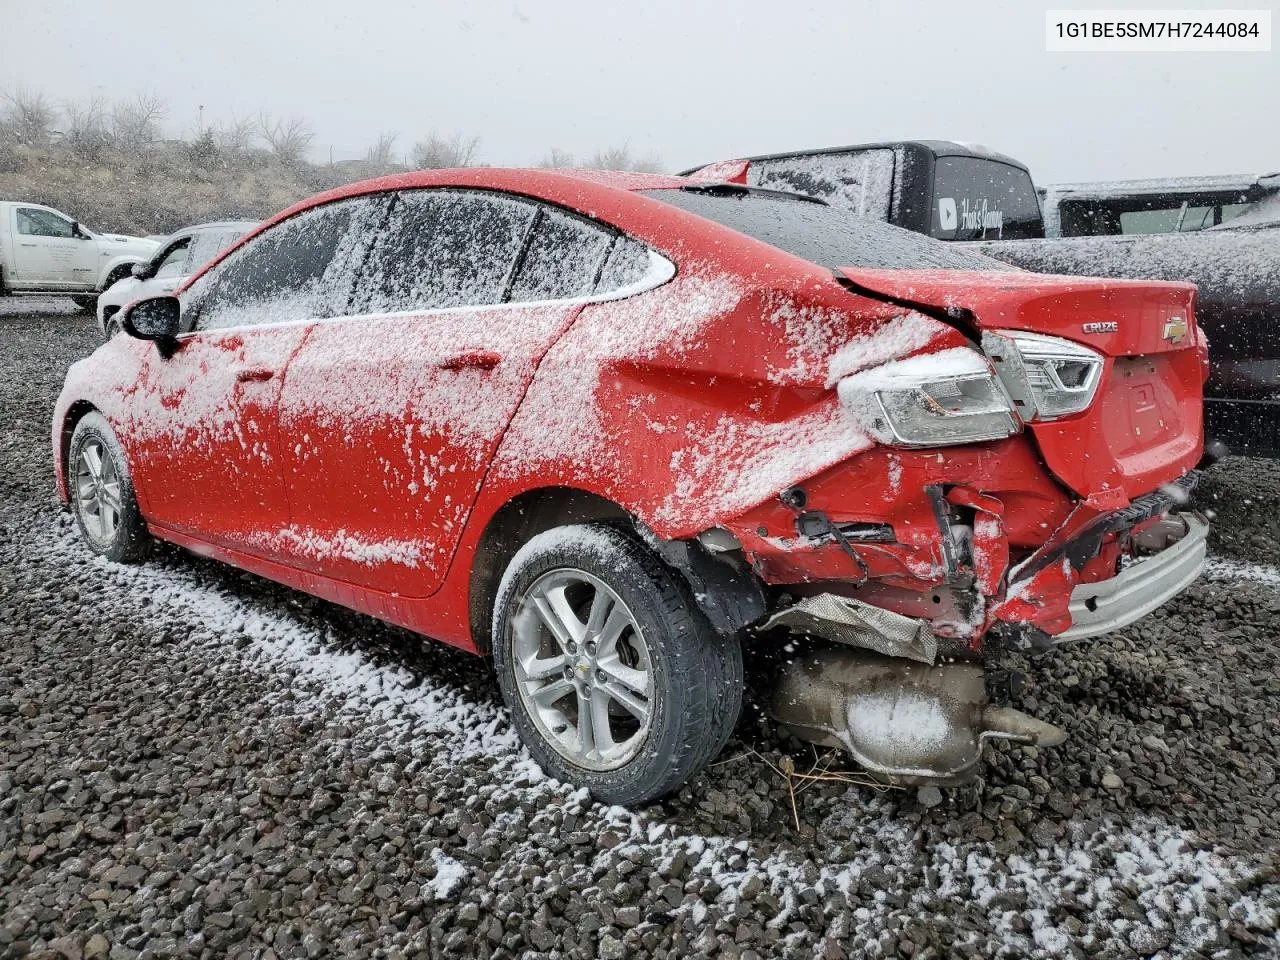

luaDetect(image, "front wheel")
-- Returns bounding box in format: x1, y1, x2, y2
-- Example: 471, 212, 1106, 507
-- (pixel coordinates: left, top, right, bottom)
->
68, 412, 151, 563
71, 295, 97, 312
492, 524, 743, 805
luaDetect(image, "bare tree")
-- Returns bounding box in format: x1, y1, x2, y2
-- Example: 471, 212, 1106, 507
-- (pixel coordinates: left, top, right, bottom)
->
587, 143, 663, 173
410, 131, 480, 169
538, 147, 576, 168
64, 94, 111, 156
364, 130, 399, 167
213, 114, 256, 154
111, 92, 166, 148
1, 87, 55, 145
258, 113, 315, 165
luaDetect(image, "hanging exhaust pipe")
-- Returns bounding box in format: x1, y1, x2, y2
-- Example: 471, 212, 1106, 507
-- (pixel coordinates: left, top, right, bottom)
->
770, 648, 1065, 785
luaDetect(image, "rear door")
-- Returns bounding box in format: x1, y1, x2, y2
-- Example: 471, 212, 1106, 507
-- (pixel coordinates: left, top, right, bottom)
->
127, 195, 386, 547
276, 189, 615, 597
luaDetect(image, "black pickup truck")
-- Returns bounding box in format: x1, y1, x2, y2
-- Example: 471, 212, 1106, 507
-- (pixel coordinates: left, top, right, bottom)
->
685, 143, 1280, 457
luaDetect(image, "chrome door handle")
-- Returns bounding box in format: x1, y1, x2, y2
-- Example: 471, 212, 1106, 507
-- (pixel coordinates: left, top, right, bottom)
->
235, 368, 275, 382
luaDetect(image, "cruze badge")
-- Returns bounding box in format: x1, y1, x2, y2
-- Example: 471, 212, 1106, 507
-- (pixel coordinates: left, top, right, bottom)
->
1163, 316, 1188, 344
1082, 321, 1119, 334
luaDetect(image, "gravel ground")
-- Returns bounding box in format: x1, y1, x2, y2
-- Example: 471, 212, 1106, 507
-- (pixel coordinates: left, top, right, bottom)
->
1, 309, 1277, 960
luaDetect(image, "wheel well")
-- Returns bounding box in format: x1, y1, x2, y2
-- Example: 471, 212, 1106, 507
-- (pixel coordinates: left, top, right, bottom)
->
59, 401, 99, 495
468, 488, 630, 654
104, 263, 134, 288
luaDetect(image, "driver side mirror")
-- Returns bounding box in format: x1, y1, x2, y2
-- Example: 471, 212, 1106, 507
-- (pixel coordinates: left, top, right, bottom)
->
72, 221, 89, 240
122, 295, 182, 358
131, 261, 152, 280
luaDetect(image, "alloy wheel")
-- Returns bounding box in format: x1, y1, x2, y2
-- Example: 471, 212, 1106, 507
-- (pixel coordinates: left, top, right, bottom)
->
510, 568, 654, 771
75, 439, 122, 546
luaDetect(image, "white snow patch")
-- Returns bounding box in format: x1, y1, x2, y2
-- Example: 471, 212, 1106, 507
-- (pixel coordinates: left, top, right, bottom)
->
825, 311, 947, 385
1203, 555, 1280, 588
426, 849, 468, 901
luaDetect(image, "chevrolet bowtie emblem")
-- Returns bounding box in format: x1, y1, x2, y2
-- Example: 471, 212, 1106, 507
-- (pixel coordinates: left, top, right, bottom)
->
1162, 316, 1188, 345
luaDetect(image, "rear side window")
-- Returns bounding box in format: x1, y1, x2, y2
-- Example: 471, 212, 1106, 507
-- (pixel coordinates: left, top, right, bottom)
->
745, 149, 895, 220
928, 157, 1042, 241
187, 197, 383, 330
595, 236, 652, 292
644, 188, 1006, 271
507, 208, 612, 302
355, 190, 535, 314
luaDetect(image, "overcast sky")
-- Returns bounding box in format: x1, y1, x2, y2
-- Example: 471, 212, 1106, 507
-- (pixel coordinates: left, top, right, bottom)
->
2, 0, 1276, 183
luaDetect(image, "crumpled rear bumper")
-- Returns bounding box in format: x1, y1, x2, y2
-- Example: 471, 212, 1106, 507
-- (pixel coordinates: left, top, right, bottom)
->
1056, 513, 1208, 641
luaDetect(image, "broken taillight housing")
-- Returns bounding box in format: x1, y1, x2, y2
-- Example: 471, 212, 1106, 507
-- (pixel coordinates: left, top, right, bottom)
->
985, 330, 1104, 421
836, 347, 1021, 447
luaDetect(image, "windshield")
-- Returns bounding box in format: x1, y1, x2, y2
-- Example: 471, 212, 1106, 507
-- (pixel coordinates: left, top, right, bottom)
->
643, 188, 1009, 271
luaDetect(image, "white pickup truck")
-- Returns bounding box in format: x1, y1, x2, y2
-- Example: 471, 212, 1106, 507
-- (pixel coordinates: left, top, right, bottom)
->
0, 201, 159, 310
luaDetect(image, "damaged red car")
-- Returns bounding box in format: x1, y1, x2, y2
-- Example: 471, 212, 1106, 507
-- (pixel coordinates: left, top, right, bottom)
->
52, 169, 1209, 804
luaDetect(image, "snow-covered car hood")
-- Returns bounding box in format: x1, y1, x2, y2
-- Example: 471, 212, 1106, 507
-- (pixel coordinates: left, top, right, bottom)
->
97, 233, 160, 254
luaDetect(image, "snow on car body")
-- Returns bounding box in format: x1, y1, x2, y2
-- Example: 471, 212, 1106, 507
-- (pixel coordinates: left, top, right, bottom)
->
51, 168, 1208, 802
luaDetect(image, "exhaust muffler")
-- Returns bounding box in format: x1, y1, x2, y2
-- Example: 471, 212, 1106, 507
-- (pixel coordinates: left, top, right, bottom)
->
770, 648, 1065, 785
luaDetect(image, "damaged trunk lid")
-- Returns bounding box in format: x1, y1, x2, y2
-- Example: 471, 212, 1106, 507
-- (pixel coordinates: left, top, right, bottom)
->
839, 268, 1205, 502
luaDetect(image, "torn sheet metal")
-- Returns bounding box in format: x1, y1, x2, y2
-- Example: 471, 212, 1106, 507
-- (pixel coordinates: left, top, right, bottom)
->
761, 593, 938, 665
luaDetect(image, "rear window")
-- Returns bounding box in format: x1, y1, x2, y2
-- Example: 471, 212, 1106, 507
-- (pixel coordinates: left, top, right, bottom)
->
744, 149, 895, 220
928, 157, 1043, 241
642, 188, 1007, 271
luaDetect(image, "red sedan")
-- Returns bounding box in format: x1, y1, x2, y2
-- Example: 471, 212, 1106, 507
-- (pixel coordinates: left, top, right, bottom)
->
52, 169, 1208, 803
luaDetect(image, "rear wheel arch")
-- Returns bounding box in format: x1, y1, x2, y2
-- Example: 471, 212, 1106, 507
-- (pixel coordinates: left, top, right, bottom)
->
469, 487, 632, 654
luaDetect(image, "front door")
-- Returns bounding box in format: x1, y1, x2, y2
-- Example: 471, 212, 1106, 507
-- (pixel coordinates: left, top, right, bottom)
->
11, 206, 96, 289
126, 194, 387, 548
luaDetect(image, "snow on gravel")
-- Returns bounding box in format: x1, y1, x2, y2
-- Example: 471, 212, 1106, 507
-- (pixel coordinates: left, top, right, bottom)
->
19, 516, 1276, 959
1203, 555, 1280, 587
0, 297, 78, 316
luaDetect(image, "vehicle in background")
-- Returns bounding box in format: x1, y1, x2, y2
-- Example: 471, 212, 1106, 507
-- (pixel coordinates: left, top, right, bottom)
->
0, 201, 158, 311
97, 221, 259, 338
682, 140, 1044, 242
687, 143, 1280, 458
54, 169, 1206, 804
979, 184, 1280, 457
1042, 173, 1280, 237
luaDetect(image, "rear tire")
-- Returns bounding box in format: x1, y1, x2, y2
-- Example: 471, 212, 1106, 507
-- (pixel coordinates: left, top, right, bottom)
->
68, 412, 151, 563
71, 295, 97, 312
492, 523, 743, 805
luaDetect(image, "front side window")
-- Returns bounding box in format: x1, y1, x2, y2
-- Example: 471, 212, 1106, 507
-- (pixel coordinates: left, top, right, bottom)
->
16, 207, 75, 238
152, 238, 193, 279
187, 228, 249, 273
187, 197, 384, 331
746, 149, 895, 220
354, 190, 535, 314
507, 207, 613, 303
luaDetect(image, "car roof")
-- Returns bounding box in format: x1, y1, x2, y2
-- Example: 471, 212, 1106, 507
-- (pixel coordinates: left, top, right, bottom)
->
250, 168, 695, 237
1046, 173, 1280, 200
679, 140, 1032, 176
